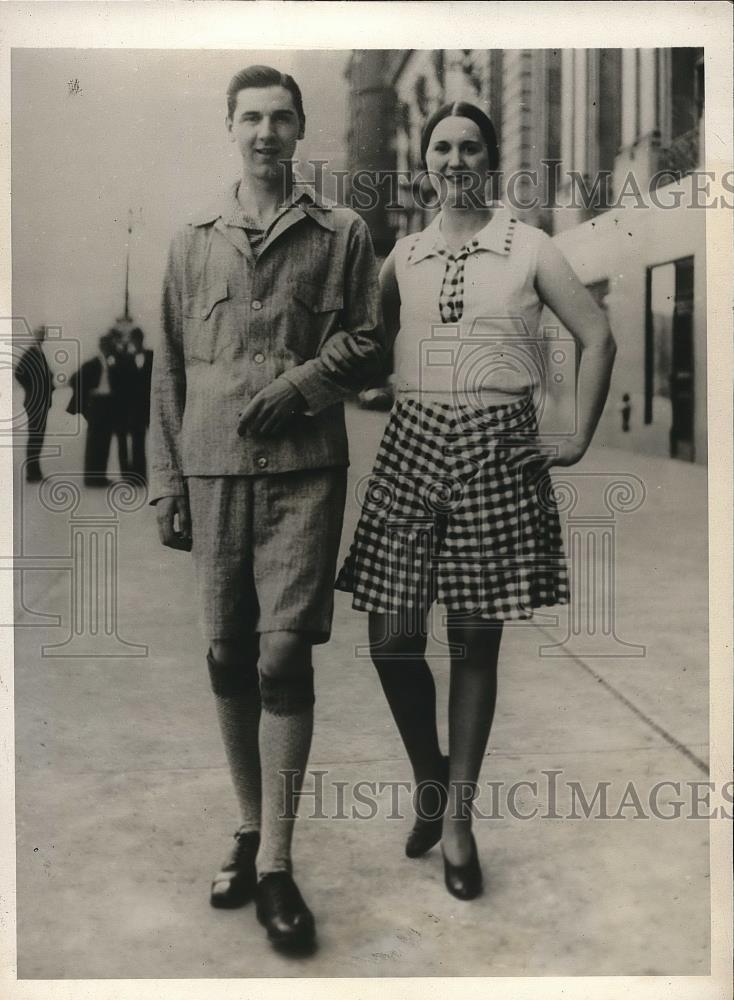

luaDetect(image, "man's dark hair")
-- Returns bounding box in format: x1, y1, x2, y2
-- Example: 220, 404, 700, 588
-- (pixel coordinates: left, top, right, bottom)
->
420, 101, 499, 172
130, 327, 144, 348
226, 65, 306, 133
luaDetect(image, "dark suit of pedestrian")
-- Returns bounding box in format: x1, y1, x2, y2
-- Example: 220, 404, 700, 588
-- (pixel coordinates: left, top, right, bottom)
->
67, 353, 120, 484
107, 349, 133, 478
15, 341, 54, 481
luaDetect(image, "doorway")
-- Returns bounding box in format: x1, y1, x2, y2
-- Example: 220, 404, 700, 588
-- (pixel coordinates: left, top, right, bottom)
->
645, 256, 695, 461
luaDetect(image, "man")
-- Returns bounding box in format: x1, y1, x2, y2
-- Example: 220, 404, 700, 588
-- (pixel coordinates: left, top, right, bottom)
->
107, 328, 135, 480
67, 331, 121, 487
15, 324, 54, 483
150, 65, 382, 950
124, 327, 153, 482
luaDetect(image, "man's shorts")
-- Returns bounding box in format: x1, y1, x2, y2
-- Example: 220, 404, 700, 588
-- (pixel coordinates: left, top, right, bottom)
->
186, 468, 348, 645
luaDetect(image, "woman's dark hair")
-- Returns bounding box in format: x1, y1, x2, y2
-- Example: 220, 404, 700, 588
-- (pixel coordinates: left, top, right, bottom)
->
420, 101, 499, 172
226, 64, 306, 133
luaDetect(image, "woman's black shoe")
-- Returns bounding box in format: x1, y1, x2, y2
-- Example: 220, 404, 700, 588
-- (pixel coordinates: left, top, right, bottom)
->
442, 833, 483, 900
255, 871, 316, 949
209, 828, 260, 908
405, 755, 450, 858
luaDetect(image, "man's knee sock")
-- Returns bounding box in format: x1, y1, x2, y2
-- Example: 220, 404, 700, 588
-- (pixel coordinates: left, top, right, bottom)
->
256, 668, 315, 878
207, 648, 262, 834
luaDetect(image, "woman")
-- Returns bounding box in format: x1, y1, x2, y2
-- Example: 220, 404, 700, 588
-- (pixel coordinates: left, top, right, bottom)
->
326, 101, 616, 900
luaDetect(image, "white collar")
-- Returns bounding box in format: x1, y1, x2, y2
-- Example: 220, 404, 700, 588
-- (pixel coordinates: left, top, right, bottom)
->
407, 204, 518, 264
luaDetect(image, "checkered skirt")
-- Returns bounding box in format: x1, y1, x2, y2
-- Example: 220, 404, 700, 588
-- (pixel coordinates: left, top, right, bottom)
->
336, 394, 570, 621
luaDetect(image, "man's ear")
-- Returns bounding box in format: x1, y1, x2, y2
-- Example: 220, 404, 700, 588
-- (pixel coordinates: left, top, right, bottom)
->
298, 118, 306, 141
226, 115, 234, 141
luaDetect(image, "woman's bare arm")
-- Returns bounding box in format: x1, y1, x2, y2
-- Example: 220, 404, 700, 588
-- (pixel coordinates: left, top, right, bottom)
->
321, 251, 401, 378
535, 235, 617, 465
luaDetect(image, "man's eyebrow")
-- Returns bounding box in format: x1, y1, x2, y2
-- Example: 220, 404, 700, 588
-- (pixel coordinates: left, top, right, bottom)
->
237, 108, 296, 120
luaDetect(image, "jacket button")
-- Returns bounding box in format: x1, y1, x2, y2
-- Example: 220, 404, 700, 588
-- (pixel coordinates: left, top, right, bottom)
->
252, 299, 263, 311
256, 456, 268, 469
253, 352, 265, 364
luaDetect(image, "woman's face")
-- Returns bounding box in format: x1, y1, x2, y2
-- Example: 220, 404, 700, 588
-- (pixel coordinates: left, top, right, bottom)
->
424, 115, 490, 202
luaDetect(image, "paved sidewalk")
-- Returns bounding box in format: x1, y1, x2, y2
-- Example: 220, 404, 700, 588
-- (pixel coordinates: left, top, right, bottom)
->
12, 399, 711, 978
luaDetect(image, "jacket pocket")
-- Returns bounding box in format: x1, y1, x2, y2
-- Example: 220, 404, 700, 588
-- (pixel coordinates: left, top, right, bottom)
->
288, 281, 344, 358
183, 279, 232, 363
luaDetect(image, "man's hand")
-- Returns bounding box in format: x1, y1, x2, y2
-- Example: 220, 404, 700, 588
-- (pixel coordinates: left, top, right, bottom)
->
320, 331, 380, 379
237, 379, 306, 437
156, 494, 193, 551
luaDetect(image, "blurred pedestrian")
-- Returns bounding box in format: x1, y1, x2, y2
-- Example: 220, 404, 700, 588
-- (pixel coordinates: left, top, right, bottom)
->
67, 331, 120, 486
621, 392, 632, 432
107, 328, 132, 479
15, 324, 54, 483
329, 101, 617, 901
125, 327, 153, 482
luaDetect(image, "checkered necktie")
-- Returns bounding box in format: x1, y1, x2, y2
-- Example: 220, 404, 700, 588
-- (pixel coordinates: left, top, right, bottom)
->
436, 237, 480, 323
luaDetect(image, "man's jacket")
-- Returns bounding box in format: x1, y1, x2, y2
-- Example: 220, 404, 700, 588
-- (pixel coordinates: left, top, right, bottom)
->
126, 348, 154, 430
67, 352, 125, 425
150, 182, 383, 503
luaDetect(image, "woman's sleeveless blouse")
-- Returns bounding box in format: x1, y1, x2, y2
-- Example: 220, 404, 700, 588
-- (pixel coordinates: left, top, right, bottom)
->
391, 206, 552, 402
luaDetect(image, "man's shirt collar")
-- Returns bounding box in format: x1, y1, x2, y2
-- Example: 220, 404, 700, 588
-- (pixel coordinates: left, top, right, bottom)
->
191, 176, 335, 231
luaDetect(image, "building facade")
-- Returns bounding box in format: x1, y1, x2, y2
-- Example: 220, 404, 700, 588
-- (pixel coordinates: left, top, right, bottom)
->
344, 48, 706, 464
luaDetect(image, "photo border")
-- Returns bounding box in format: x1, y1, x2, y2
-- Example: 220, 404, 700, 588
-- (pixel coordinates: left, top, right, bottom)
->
0, 3, 731, 998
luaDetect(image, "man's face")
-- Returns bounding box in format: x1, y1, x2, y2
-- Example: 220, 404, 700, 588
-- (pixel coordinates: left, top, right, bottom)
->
227, 85, 303, 182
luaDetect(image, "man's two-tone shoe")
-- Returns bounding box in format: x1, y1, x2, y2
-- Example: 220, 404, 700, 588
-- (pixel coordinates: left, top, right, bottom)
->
209, 828, 260, 909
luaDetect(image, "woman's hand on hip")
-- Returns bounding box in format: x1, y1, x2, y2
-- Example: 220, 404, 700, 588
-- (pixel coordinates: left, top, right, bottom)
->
543, 436, 588, 471
526, 437, 588, 481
